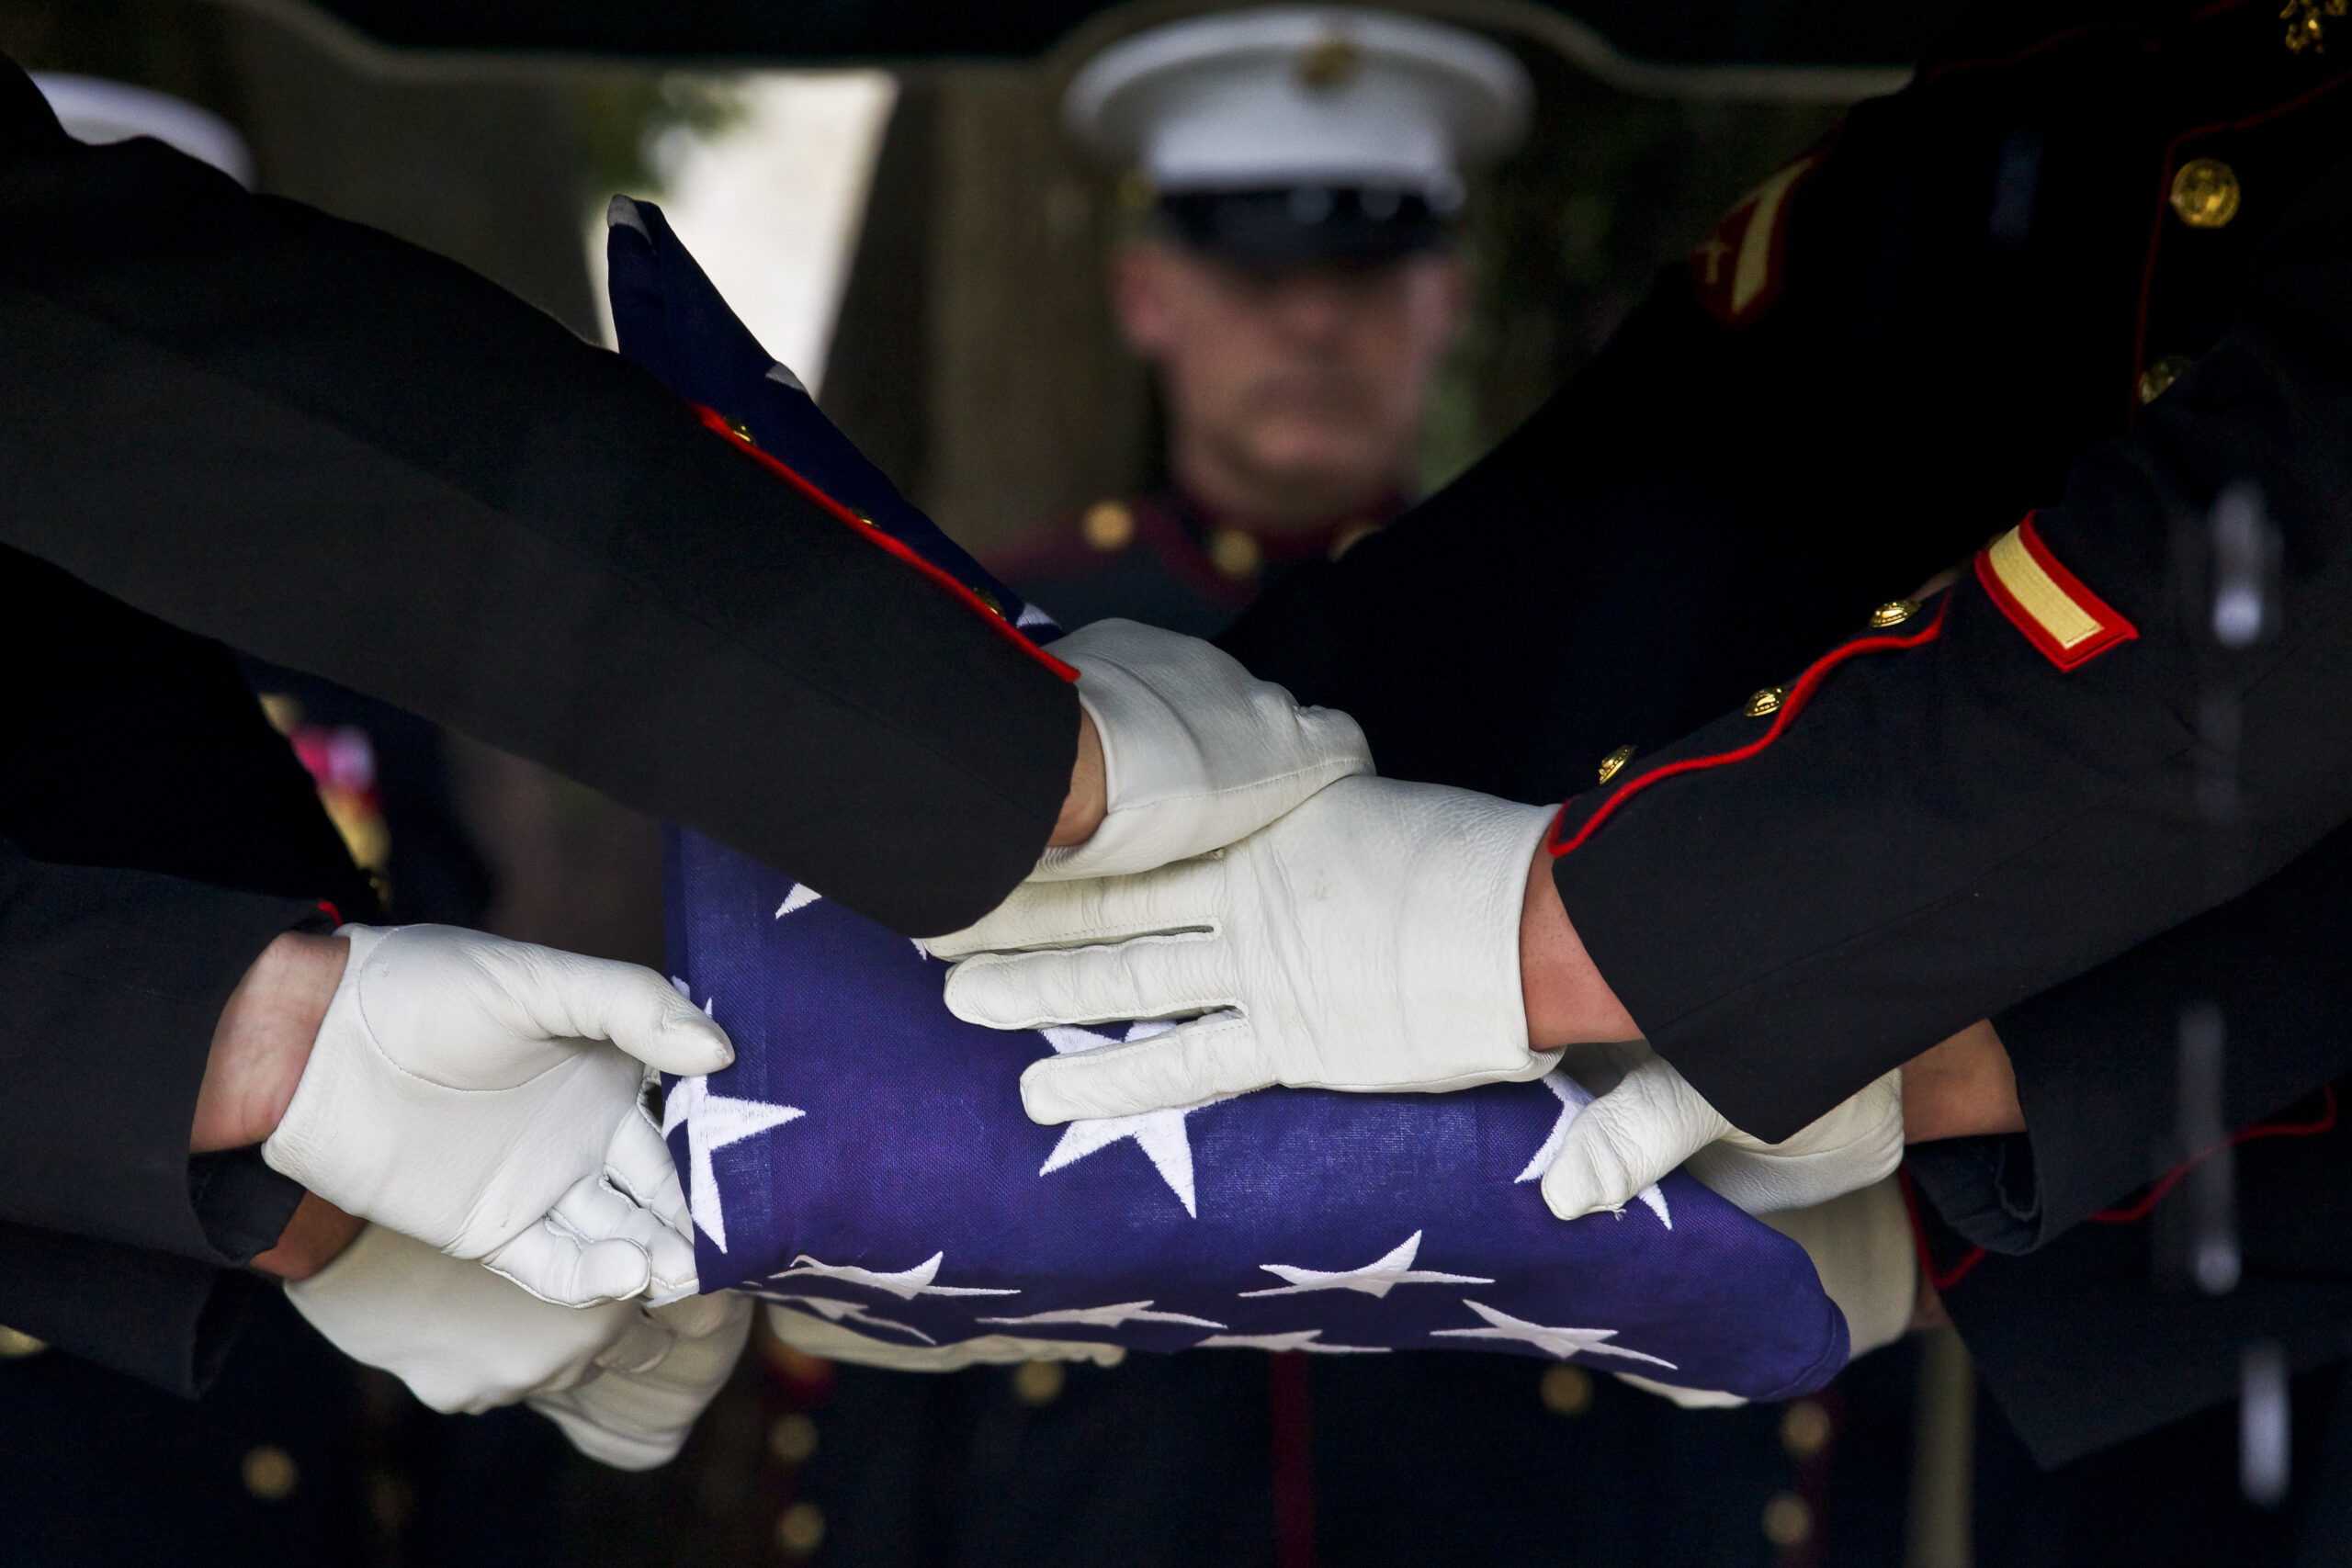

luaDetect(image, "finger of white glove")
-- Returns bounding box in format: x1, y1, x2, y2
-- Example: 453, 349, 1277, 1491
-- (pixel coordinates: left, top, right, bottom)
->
945, 930, 1236, 1032
481, 1196, 654, 1307
590, 1311, 676, 1377
648, 1291, 741, 1341
540, 1171, 700, 1303
1028, 619, 1373, 881
1019, 1010, 1261, 1122
925, 856, 1227, 957
1539, 1061, 1729, 1222
285, 1224, 638, 1415
514, 947, 737, 1076
605, 1101, 693, 1241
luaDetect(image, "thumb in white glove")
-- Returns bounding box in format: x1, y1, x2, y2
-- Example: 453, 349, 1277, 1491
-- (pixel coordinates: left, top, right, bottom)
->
1026, 619, 1371, 883
934, 776, 1561, 1122
263, 924, 732, 1305
1540, 1041, 1902, 1221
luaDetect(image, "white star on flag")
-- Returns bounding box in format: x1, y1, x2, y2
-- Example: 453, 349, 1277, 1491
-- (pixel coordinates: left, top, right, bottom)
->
978, 1301, 1227, 1331
1516, 1073, 1672, 1228
1035, 1023, 1227, 1217
662, 1072, 806, 1252
763, 1292, 934, 1343
1431, 1300, 1677, 1368
1196, 1331, 1389, 1354
771, 1251, 1018, 1300
774, 883, 926, 956
1240, 1230, 1493, 1298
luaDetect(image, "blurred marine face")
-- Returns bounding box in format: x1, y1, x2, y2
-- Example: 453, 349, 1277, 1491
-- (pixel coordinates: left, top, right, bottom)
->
1114, 240, 1466, 531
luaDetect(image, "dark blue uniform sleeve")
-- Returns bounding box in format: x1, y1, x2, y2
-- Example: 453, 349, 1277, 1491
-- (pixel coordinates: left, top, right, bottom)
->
1551, 146, 2352, 1139
0, 845, 317, 1266
0, 65, 1078, 940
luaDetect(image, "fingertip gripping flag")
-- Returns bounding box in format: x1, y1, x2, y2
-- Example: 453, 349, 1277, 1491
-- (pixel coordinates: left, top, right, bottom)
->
613, 199, 1849, 1399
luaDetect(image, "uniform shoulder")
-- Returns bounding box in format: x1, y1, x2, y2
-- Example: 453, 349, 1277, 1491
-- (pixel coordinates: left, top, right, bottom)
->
1909, 1, 2125, 84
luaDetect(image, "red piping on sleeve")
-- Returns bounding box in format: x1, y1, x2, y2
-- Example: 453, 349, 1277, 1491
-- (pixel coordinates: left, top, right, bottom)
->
1897, 1167, 1988, 1292
316, 899, 342, 925
1548, 596, 1952, 858
2091, 1084, 2338, 1224
691, 404, 1078, 682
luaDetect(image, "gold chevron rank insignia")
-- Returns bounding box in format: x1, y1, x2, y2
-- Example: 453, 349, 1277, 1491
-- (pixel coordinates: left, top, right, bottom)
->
1689, 149, 1824, 327
1973, 514, 2137, 670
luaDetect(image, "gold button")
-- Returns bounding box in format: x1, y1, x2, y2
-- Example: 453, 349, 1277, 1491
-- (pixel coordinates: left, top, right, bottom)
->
724, 417, 756, 446
2170, 158, 2242, 229
0, 1326, 43, 1359
1207, 527, 1262, 580
767, 1412, 819, 1467
1596, 744, 1636, 785
1760, 1492, 1813, 1547
1780, 1398, 1832, 1459
241, 1445, 299, 1502
1743, 685, 1787, 717
775, 1501, 826, 1556
973, 587, 1006, 619
1539, 1364, 1593, 1416
1012, 1359, 1066, 1406
2138, 355, 2194, 404
1867, 599, 1918, 628
1081, 501, 1135, 551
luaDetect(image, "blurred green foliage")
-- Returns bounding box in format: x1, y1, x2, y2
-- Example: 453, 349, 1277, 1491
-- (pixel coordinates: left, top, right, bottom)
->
1419, 43, 1843, 494
565, 71, 749, 199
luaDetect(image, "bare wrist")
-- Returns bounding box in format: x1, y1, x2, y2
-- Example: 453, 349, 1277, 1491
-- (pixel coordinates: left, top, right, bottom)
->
1048, 707, 1107, 847
192, 931, 347, 1154
249, 1192, 364, 1280
1901, 1021, 2026, 1143
1519, 849, 1639, 1047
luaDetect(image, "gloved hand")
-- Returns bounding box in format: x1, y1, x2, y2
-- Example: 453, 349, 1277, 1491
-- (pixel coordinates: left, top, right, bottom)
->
1025, 619, 1371, 883
286, 1224, 748, 1470
531, 1292, 753, 1471
263, 924, 733, 1305
1540, 1042, 1903, 1222
763, 1303, 1128, 1373
933, 776, 1561, 1122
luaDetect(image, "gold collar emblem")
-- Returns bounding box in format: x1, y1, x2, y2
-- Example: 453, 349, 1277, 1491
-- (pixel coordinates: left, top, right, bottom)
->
2284, 0, 2346, 53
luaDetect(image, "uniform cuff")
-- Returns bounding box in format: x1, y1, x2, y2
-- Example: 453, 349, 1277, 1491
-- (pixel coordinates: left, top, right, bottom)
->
1905, 1134, 2042, 1254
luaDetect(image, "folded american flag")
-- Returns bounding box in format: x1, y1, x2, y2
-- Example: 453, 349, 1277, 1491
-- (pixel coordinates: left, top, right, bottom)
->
610, 197, 1849, 1398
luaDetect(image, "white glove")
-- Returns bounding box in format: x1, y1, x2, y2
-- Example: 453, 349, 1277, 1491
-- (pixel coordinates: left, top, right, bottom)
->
531, 1292, 753, 1470
263, 924, 733, 1305
1541, 1042, 1903, 1222
1025, 619, 1371, 883
287, 1225, 749, 1471
763, 1303, 1126, 1373
933, 776, 1561, 1122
